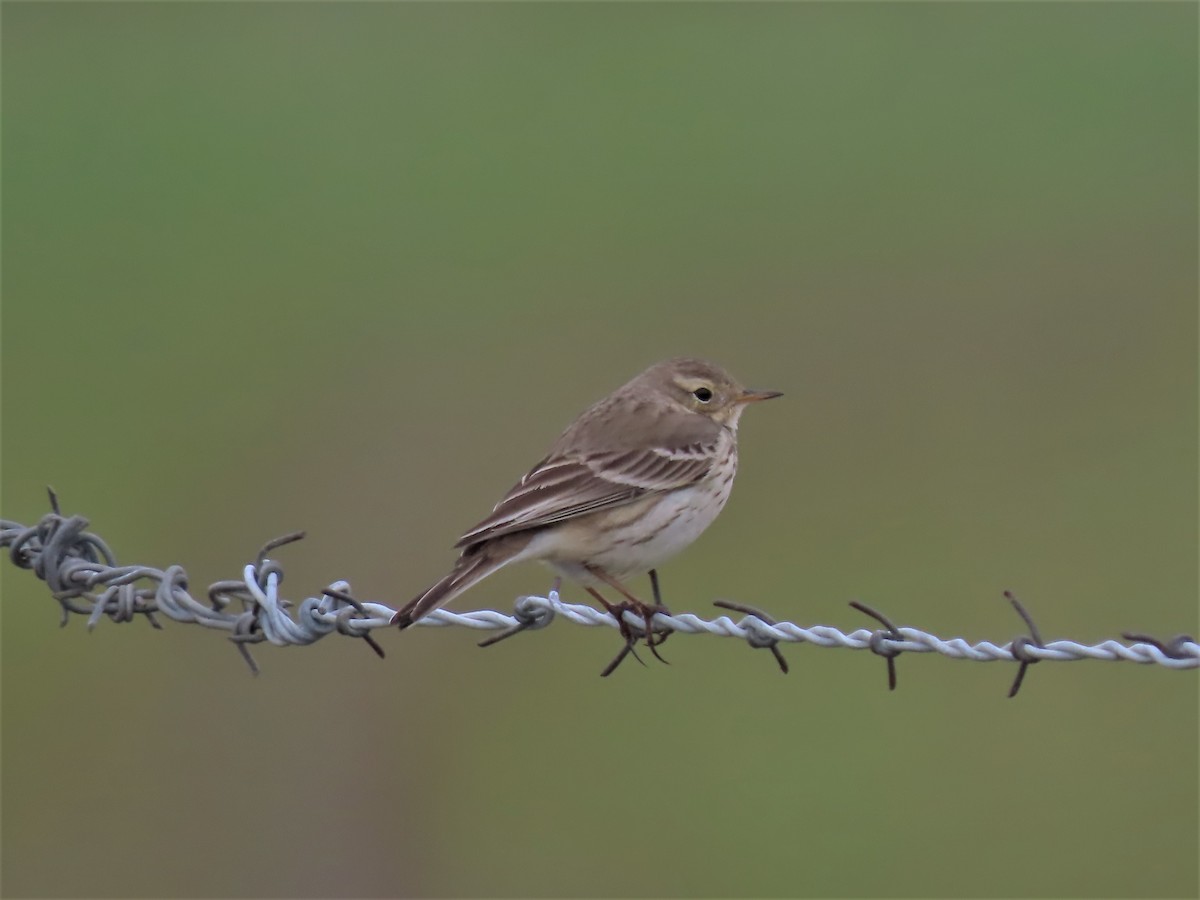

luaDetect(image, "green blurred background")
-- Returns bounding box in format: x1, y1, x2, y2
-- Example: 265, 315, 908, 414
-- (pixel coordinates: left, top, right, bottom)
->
3, 2, 1196, 897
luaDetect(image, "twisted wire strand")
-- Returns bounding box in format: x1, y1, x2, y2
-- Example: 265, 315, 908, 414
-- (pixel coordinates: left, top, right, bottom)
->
3, 509, 1197, 676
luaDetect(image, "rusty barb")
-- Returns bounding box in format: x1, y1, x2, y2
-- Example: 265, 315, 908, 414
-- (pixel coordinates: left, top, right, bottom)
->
3, 492, 1197, 689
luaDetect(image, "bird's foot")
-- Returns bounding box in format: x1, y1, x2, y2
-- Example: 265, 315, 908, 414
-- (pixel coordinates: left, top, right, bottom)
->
639, 602, 673, 664
597, 598, 671, 674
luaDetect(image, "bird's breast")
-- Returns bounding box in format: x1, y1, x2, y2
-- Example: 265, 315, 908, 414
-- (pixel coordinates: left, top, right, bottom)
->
533, 444, 739, 580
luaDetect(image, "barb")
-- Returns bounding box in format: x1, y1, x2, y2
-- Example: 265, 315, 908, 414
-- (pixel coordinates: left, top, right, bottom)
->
2, 504, 1197, 687
850, 599, 904, 690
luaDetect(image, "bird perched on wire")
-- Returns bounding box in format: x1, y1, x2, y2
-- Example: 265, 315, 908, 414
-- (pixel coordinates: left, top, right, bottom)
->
392, 357, 782, 672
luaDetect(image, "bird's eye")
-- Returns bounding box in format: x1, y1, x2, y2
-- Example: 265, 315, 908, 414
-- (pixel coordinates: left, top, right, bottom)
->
693, 387, 713, 403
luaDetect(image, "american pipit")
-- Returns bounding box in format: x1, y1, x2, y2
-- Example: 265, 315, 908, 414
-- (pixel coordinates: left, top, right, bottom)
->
392, 357, 781, 670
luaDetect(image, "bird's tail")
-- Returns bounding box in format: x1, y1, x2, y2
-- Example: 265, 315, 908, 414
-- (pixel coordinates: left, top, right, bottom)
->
391, 535, 530, 628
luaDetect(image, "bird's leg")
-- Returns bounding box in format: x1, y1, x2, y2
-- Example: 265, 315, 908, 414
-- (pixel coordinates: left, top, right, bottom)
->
649, 569, 664, 608
585, 566, 670, 665
646, 569, 672, 648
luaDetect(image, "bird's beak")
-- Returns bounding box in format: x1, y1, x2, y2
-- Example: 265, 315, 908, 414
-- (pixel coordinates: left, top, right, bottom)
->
736, 388, 784, 404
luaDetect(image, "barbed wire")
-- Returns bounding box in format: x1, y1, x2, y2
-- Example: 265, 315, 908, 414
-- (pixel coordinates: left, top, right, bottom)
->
3, 493, 1197, 694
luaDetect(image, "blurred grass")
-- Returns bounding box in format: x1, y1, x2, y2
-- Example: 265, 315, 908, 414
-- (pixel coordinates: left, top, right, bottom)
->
2, 2, 1196, 898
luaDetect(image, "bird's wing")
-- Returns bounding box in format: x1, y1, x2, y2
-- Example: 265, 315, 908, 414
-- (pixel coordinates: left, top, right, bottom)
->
453, 442, 718, 549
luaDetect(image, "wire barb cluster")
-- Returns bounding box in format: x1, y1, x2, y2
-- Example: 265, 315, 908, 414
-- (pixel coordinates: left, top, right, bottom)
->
3, 495, 1197, 692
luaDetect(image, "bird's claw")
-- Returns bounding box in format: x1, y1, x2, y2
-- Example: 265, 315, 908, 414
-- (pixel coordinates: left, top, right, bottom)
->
598, 599, 672, 675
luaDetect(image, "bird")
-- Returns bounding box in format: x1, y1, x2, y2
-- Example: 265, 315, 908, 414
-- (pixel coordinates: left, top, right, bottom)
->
392, 357, 782, 670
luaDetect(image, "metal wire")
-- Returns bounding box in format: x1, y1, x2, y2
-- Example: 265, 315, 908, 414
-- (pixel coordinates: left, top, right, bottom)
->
3, 501, 1197, 688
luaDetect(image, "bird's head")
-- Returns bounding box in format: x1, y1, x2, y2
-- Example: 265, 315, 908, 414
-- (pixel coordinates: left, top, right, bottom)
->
642, 357, 782, 428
